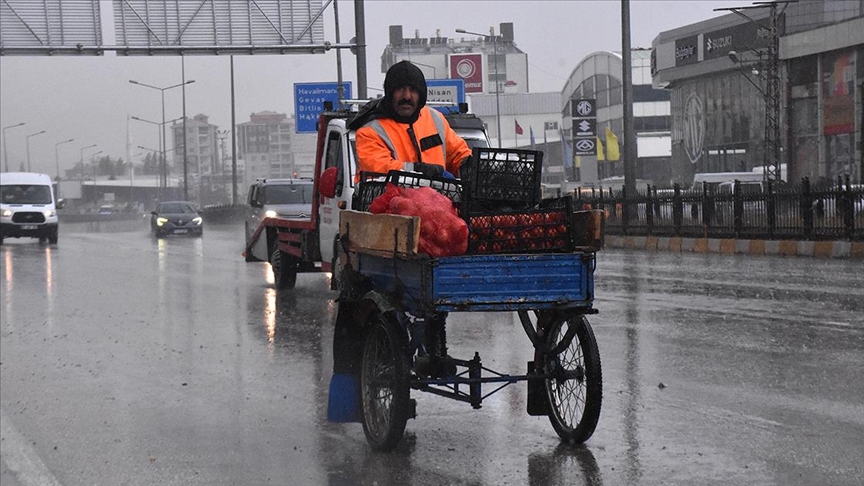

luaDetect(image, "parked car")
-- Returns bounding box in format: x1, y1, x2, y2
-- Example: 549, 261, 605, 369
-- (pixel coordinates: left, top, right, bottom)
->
150, 201, 203, 238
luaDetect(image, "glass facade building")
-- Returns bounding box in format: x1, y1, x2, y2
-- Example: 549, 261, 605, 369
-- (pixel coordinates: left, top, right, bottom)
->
653, 0, 863, 187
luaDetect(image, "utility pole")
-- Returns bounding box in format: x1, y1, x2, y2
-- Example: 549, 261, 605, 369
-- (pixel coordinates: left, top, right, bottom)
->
717, 1, 791, 184
621, 0, 637, 198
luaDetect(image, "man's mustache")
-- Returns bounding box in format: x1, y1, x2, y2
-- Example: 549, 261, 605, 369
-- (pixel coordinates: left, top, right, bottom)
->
398, 98, 415, 106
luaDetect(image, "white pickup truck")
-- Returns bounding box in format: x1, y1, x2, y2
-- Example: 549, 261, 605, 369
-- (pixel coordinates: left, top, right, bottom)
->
243, 106, 491, 289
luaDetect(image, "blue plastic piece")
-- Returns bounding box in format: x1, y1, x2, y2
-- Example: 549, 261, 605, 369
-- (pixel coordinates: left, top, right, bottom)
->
327, 373, 361, 423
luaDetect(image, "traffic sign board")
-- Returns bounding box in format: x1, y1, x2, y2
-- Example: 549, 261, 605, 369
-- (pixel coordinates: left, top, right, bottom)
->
426, 79, 465, 113
295, 82, 352, 133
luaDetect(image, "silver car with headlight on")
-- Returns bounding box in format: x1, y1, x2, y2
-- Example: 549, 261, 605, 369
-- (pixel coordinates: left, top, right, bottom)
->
244, 178, 314, 261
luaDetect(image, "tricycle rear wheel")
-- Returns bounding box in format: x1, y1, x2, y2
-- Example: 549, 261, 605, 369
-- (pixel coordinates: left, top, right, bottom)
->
360, 311, 411, 451
543, 314, 602, 444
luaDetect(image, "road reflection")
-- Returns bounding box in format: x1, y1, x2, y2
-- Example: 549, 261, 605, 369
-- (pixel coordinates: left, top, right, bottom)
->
1, 243, 58, 332
621, 251, 643, 484
528, 443, 602, 485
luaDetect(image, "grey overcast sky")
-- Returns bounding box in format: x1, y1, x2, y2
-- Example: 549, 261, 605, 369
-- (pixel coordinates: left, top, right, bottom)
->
0, 0, 745, 176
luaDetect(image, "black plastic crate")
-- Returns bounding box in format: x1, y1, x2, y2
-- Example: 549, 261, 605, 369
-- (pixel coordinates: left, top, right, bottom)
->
463, 198, 574, 255
386, 170, 462, 202
353, 170, 462, 212
353, 180, 388, 212
461, 147, 544, 206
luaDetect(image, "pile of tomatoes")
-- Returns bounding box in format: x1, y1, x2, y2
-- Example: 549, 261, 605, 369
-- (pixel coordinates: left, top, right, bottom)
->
466, 209, 571, 254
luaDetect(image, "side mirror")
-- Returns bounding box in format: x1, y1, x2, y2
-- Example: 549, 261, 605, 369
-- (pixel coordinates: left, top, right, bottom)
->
319, 167, 338, 199
56, 198, 66, 209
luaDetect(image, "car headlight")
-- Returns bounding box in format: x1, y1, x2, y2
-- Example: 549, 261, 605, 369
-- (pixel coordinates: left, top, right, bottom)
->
156, 217, 168, 226
44, 209, 56, 218
264, 210, 278, 218
1, 209, 11, 218
192, 217, 202, 225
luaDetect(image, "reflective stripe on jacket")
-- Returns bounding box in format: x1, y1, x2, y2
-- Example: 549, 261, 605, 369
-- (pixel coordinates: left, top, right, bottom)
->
355, 106, 471, 178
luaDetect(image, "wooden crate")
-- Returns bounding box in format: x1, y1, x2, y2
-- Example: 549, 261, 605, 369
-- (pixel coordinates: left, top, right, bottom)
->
338, 210, 420, 257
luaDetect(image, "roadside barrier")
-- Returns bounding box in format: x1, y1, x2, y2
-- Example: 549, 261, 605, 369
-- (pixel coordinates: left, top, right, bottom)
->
604, 235, 864, 259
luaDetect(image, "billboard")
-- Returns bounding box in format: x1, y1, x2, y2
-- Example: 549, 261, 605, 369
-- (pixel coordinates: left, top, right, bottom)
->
449, 53, 484, 93
703, 19, 771, 61
674, 35, 699, 67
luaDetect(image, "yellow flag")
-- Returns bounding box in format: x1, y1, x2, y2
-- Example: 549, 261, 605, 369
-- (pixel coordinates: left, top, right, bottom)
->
605, 127, 620, 161
596, 136, 605, 161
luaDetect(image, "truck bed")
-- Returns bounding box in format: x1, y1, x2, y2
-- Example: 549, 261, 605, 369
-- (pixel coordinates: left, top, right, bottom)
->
354, 252, 595, 313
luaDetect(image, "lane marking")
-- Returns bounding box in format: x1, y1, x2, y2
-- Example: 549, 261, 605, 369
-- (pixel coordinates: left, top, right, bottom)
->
0, 408, 63, 486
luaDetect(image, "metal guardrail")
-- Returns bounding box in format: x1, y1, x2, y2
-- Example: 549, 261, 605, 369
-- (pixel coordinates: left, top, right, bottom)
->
573, 176, 864, 242
199, 204, 248, 224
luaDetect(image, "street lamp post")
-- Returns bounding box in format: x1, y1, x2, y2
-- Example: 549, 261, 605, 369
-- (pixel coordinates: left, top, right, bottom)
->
716, 2, 788, 184
80, 144, 98, 179
128, 79, 196, 190
54, 138, 74, 187
79, 144, 98, 201
456, 28, 501, 148
26, 130, 47, 172
3, 122, 25, 172
90, 150, 103, 182
131, 115, 182, 192
409, 60, 436, 79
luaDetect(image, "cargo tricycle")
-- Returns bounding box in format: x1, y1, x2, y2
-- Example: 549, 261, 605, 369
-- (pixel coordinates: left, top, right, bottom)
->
327, 149, 605, 451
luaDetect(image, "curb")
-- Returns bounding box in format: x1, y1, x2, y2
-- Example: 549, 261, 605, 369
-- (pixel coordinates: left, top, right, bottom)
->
605, 235, 864, 259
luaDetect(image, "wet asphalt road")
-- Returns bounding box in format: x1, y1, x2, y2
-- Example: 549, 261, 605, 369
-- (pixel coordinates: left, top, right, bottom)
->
1, 221, 862, 486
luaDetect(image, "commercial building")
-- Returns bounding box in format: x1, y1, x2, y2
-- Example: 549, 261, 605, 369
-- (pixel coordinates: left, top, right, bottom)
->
560, 49, 672, 188
652, 0, 863, 187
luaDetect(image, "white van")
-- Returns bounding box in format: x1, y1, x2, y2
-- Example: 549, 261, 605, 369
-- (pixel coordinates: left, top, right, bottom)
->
0, 172, 65, 244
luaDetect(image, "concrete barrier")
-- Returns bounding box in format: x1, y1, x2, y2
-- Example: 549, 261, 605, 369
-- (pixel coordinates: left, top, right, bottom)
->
604, 235, 864, 259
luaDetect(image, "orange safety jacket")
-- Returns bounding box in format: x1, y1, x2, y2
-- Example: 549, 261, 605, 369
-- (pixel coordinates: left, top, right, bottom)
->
355, 106, 472, 180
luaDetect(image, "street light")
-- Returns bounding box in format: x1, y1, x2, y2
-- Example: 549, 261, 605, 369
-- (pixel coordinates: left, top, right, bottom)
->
716, 2, 787, 184
26, 130, 47, 172
456, 28, 502, 148
80, 144, 97, 182
54, 138, 74, 185
90, 150, 103, 182
3, 122, 25, 172
409, 60, 436, 79
128, 79, 196, 189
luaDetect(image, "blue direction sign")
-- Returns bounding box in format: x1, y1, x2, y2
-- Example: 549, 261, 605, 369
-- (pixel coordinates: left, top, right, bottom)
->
426, 79, 465, 114
295, 82, 352, 133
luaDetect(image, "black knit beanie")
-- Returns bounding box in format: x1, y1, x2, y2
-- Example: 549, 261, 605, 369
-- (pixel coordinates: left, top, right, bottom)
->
382, 61, 427, 124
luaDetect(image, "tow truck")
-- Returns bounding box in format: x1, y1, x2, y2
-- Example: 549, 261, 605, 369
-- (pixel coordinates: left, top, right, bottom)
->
243, 103, 491, 289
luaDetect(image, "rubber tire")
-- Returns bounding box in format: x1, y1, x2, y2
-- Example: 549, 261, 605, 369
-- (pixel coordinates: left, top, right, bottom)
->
360, 311, 411, 452
244, 223, 256, 262
543, 314, 602, 445
270, 247, 297, 290
48, 231, 58, 244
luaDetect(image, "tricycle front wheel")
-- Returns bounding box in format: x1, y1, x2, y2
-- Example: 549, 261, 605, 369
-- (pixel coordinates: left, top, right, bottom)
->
360, 311, 411, 451
543, 314, 602, 444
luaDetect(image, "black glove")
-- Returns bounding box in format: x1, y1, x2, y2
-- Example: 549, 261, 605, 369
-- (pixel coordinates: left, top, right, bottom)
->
414, 161, 444, 178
